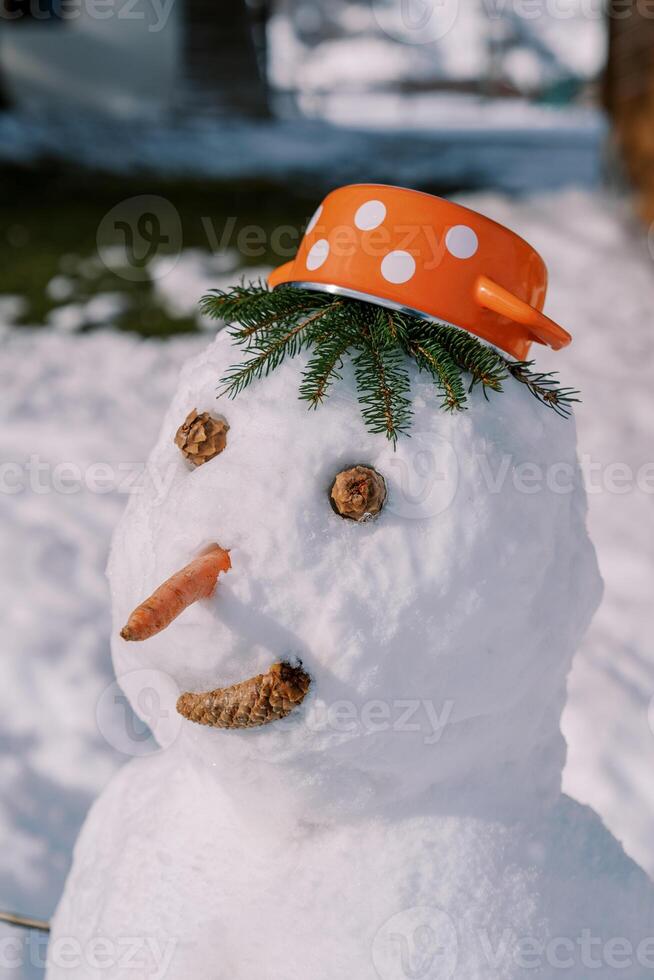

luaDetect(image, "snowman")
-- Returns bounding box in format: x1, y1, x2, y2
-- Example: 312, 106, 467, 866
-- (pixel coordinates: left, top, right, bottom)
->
49, 187, 654, 980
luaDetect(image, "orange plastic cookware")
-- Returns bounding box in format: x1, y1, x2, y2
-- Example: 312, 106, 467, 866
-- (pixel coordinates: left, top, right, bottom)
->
269, 184, 571, 361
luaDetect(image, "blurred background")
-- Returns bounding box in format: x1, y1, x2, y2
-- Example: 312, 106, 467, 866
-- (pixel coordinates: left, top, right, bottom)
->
1, 2, 653, 976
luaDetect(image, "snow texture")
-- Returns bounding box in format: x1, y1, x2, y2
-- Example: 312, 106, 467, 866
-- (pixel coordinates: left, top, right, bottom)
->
48, 326, 654, 977
48, 753, 654, 979
2, 190, 654, 980
0, 330, 204, 980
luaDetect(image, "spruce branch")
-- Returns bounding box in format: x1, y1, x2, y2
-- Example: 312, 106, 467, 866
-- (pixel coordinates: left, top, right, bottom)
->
353, 306, 413, 443
219, 304, 338, 398
299, 329, 355, 407
500, 358, 580, 418
422, 319, 506, 395
377, 307, 409, 346
406, 335, 467, 412
204, 282, 579, 438
202, 282, 328, 343
200, 280, 269, 320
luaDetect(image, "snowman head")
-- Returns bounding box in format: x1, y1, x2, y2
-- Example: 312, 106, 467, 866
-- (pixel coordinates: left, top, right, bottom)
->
110, 321, 600, 820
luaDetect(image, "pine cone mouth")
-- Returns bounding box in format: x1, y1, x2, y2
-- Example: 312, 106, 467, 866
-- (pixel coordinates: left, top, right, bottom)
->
176, 661, 311, 730
120, 546, 312, 731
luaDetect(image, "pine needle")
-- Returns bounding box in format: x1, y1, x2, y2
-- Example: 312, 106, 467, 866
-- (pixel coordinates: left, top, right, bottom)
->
202, 283, 329, 342
423, 320, 506, 395
218, 303, 340, 398
405, 334, 467, 412
299, 321, 355, 407
353, 306, 413, 443
500, 358, 580, 418
205, 282, 579, 439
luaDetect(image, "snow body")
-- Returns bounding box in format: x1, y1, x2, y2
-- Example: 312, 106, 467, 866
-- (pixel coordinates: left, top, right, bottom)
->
48, 331, 654, 979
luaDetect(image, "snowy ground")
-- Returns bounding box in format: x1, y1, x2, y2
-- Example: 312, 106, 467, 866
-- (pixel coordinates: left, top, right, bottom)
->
0, 106, 604, 195
1, 188, 653, 978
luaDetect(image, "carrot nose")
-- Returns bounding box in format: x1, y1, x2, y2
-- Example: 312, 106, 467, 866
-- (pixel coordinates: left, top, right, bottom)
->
120, 544, 231, 642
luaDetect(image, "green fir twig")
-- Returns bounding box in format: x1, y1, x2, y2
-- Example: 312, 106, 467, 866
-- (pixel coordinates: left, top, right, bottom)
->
406, 334, 467, 412
201, 283, 579, 442
500, 358, 580, 418
218, 303, 340, 398
353, 305, 413, 444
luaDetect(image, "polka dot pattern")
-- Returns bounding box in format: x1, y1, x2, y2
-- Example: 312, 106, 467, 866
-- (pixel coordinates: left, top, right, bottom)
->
305, 205, 323, 235
354, 199, 387, 231
306, 238, 330, 271
381, 250, 416, 284
445, 225, 478, 260
299, 199, 479, 291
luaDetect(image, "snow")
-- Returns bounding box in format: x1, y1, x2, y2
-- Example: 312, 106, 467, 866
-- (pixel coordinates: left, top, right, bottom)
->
45, 277, 75, 304
47, 755, 654, 979
150, 250, 271, 328
0, 106, 605, 194
0, 295, 28, 326
0, 104, 606, 196
0, 330, 204, 980
45, 294, 130, 334
268, 1, 607, 94
2, 188, 654, 978
47, 324, 654, 979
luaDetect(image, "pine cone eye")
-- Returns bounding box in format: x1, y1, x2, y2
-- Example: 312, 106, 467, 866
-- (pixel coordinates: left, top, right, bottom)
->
175, 410, 229, 467
329, 465, 386, 522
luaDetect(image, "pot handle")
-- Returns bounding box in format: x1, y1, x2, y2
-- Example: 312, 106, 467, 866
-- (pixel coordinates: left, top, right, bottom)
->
474, 275, 571, 351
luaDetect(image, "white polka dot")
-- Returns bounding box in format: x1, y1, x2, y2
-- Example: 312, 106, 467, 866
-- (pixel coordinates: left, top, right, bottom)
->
381, 250, 416, 285
305, 205, 323, 235
354, 199, 386, 231
306, 238, 330, 271
445, 225, 478, 259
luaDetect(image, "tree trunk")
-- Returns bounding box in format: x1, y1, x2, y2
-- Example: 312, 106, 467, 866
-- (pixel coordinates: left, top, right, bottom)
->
181, 0, 269, 117
605, 1, 654, 220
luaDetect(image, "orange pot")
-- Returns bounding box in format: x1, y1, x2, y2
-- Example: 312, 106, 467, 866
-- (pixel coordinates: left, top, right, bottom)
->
269, 184, 571, 361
